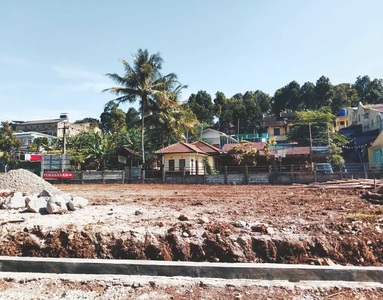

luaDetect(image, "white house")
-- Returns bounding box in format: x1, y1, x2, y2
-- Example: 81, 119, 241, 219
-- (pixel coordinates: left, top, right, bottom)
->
155, 141, 221, 175
13, 132, 56, 152
201, 128, 237, 149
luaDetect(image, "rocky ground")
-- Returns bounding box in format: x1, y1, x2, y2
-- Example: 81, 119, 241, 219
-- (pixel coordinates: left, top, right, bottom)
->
1, 183, 383, 298
0, 272, 382, 299
1, 184, 383, 265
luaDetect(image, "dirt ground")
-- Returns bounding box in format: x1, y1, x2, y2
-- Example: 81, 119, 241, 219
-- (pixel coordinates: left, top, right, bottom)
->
1, 184, 383, 265
1, 183, 383, 299
0, 272, 382, 300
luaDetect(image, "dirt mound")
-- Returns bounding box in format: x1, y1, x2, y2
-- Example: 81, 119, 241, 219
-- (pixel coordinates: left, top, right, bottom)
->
0, 169, 61, 196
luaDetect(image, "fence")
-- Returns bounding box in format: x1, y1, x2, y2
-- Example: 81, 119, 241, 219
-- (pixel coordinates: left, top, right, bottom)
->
43, 163, 383, 185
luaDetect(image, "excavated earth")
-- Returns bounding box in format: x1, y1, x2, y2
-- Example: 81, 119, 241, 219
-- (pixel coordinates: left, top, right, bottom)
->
1, 184, 382, 266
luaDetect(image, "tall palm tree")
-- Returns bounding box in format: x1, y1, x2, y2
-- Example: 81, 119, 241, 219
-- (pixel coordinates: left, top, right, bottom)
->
103, 49, 186, 172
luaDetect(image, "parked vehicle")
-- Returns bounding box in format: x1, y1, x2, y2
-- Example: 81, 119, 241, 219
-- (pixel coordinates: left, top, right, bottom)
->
316, 163, 333, 173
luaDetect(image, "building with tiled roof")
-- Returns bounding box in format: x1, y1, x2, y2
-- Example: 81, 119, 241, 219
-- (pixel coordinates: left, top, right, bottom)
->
155, 141, 221, 175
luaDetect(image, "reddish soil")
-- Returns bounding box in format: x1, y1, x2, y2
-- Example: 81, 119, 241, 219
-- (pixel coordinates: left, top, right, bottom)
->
1, 184, 383, 266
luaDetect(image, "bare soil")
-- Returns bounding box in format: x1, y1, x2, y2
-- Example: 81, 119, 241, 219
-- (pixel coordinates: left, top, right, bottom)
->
0, 272, 382, 299
0, 184, 383, 265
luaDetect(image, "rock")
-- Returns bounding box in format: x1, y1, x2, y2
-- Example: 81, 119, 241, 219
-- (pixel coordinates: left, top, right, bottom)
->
134, 210, 143, 216
61, 193, 73, 202
198, 217, 209, 224
67, 196, 88, 211
40, 189, 54, 198
178, 214, 189, 221
47, 195, 68, 214
26, 195, 47, 213
0, 190, 12, 207
4, 192, 26, 209
233, 220, 247, 228
251, 223, 268, 233
182, 231, 189, 237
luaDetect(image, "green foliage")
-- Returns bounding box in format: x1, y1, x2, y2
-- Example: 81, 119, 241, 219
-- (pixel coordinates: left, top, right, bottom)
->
202, 156, 213, 174
104, 49, 187, 166
219, 92, 264, 134
0, 122, 21, 163
100, 108, 126, 133
65, 128, 141, 170
187, 90, 214, 125
330, 132, 349, 146
27, 137, 50, 152
330, 154, 345, 167
227, 141, 258, 166
272, 75, 383, 115
353, 76, 383, 104
287, 108, 336, 145
74, 117, 100, 127
272, 81, 302, 115
125, 107, 140, 128
262, 139, 277, 161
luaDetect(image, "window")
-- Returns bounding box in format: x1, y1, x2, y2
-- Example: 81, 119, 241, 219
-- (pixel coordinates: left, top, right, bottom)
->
364, 113, 369, 119
169, 159, 175, 171
179, 159, 185, 170
373, 149, 382, 164
358, 114, 360, 122
273, 128, 280, 136
372, 119, 374, 127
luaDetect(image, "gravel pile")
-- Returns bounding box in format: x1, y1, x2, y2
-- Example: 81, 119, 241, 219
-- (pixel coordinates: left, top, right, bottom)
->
0, 169, 61, 195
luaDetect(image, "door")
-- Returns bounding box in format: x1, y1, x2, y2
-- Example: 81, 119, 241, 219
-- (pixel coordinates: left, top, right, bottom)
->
196, 160, 199, 175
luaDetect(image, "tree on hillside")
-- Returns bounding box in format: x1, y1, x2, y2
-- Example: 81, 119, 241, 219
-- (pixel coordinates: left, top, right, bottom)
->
104, 49, 187, 170
300, 82, 316, 110
187, 90, 214, 125
314, 76, 333, 108
353, 75, 383, 104
219, 94, 263, 134
213, 91, 227, 119
272, 81, 301, 115
331, 84, 358, 113
253, 90, 272, 115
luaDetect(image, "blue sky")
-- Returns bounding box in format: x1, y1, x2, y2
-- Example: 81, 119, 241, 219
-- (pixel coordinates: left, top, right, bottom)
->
1, 0, 383, 122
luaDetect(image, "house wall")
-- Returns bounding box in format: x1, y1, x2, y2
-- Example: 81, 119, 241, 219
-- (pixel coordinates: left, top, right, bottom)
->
162, 153, 207, 175
14, 132, 57, 151
368, 146, 383, 168
267, 126, 287, 141
16, 122, 61, 136
355, 103, 381, 133
202, 130, 221, 148
347, 107, 358, 126
334, 116, 349, 132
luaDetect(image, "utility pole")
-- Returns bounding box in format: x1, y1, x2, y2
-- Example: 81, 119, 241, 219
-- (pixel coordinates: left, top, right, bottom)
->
62, 123, 68, 154
309, 123, 313, 162
237, 118, 240, 140
327, 123, 330, 146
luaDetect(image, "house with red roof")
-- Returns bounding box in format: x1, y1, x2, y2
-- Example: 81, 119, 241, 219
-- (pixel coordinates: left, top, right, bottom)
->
155, 140, 221, 175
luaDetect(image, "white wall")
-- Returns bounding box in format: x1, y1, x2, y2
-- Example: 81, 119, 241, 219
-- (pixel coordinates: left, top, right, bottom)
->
163, 153, 207, 175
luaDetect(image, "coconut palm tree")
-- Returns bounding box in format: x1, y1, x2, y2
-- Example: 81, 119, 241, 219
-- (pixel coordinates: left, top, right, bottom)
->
103, 49, 186, 174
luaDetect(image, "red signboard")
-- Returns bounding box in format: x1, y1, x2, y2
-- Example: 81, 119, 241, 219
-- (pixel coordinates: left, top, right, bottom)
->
43, 172, 73, 179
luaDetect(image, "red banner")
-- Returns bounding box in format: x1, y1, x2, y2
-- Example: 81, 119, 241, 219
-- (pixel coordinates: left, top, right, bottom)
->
43, 172, 73, 179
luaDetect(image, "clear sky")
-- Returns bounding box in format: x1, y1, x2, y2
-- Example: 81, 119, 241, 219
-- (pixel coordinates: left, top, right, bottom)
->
1, 0, 383, 122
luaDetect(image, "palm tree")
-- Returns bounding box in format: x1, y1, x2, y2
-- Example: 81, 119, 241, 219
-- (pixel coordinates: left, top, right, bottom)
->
103, 49, 186, 173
